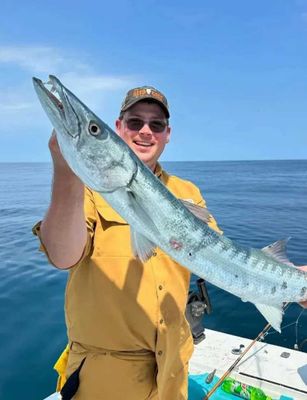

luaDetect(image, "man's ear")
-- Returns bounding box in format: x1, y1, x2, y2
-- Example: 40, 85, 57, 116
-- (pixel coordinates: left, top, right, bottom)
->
166, 126, 171, 143
115, 119, 122, 134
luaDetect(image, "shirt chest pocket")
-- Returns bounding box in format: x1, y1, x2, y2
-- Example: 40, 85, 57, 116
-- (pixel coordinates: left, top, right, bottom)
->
93, 206, 133, 258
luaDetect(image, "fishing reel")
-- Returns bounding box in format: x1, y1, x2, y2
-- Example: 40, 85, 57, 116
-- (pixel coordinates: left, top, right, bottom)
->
185, 278, 212, 344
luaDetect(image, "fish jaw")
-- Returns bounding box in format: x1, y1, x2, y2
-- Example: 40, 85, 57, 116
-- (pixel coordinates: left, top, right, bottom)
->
32, 77, 70, 136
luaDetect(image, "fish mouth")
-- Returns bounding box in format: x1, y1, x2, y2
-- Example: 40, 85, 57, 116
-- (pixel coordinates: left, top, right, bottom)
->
32, 75, 81, 138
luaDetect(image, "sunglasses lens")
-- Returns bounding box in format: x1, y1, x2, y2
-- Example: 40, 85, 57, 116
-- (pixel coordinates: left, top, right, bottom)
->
125, 118, 167, 133
149, 121, 167, 133
126, 118, 144, 131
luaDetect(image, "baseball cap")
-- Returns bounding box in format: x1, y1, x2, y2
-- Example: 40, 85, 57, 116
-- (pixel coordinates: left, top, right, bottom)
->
120, 86, 170, 118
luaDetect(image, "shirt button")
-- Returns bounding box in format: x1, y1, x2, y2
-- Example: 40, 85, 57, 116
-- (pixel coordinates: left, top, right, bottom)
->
158, 285, 163, 290
158, 350, 163, 356
159, 319, 164, 324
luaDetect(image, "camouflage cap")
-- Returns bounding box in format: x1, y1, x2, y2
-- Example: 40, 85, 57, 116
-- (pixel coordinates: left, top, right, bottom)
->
120, 86, 170, 118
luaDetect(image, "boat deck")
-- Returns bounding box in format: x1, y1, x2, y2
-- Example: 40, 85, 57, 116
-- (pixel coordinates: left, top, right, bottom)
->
189, 328, 307, 399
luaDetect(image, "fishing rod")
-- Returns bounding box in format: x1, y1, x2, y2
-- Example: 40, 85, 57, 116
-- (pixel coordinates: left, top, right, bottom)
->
203, 301, 294, 400
203, 321, 273, 400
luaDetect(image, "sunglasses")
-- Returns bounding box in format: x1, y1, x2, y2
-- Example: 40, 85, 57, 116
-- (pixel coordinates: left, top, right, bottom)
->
124, 117, 168, 133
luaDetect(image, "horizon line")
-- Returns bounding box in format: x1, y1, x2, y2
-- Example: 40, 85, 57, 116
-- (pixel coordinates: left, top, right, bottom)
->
0, 158, 306, 164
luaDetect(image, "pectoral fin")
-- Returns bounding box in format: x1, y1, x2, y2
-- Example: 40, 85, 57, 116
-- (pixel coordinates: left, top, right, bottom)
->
124, 189, 158, 262
131, 229, 157, 262
254, 303, 284, 332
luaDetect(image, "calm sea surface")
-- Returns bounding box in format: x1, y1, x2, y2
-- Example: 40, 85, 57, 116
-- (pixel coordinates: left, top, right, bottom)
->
0, 160, 306, 399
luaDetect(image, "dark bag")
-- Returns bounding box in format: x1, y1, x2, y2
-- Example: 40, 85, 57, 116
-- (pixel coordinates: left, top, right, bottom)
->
60, 357, 86, 400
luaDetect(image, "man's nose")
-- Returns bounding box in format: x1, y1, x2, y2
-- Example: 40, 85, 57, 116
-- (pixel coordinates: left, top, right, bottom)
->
139, 123, 152, 136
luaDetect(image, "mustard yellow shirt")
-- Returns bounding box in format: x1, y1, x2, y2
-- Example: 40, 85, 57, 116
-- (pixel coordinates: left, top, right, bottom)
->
33, 164, 222, 391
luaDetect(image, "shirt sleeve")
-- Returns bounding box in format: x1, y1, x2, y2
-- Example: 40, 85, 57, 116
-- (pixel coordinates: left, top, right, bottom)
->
32, 186, 97, 269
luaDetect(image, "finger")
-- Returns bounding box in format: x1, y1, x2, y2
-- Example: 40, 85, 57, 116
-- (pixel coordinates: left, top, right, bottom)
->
299, 301, 307, 308
48, 135, 61, 155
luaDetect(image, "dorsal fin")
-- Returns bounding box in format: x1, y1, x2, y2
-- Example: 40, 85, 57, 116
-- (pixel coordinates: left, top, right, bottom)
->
261, 238, 295, 266
180, 199, 212, 224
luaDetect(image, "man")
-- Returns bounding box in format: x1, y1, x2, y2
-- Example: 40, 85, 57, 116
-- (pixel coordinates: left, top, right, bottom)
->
35, 86, 307, 399
33, 86, 222, 399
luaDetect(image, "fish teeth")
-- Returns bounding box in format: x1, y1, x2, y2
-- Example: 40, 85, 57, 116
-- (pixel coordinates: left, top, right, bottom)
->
43, 80, 57, 94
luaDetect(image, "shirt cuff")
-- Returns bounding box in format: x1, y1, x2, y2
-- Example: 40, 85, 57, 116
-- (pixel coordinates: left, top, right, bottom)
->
32, 221, 93, 270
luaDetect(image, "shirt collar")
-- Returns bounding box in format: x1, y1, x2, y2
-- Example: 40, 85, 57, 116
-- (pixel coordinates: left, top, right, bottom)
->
154, 162, 163, 178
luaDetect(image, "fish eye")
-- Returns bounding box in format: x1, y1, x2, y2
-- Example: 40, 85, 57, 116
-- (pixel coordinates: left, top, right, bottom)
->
88, 121, 101, 136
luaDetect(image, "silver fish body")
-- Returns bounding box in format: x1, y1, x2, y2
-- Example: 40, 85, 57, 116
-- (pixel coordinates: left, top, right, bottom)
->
33, 75, 307, 331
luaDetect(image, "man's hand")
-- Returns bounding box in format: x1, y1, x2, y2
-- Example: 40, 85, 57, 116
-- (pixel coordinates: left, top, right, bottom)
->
49, 130, 80, 181
297, 265, 307, 308
49, 130, 67, 167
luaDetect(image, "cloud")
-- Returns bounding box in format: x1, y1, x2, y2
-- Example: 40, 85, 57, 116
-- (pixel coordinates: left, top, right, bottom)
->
0, 86, 52, 132
0, 83, 38, 114
0, 45, 137, 133
0, 46, 72, 73
0, 101, 35, 111
0, 46, 134, 88
61, 72, 135, 92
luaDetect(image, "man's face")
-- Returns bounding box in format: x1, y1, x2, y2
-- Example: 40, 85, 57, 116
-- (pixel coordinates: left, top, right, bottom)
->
115, 102, 171, 171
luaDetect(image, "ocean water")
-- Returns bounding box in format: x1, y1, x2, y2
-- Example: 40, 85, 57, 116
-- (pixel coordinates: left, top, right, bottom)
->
0, 160, 306, 400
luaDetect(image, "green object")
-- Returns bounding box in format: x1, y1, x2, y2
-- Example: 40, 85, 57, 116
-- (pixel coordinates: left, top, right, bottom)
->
221, 377, 272, 400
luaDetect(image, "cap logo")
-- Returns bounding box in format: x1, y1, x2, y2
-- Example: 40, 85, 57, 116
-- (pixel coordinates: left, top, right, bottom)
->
132, 89, 143, 98
151, 91, 164, 102
131, 88, 165, 104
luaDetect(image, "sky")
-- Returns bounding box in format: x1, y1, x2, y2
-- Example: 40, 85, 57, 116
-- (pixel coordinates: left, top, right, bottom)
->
0, 0, 307, 162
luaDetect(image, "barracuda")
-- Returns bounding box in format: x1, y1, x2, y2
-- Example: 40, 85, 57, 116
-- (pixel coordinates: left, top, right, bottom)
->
33, 75, 307, 332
